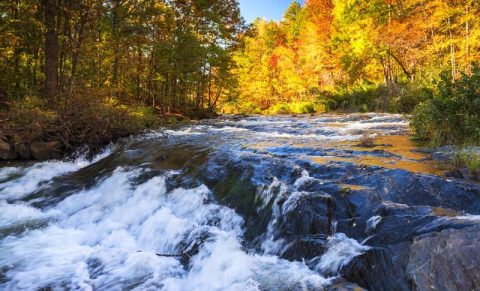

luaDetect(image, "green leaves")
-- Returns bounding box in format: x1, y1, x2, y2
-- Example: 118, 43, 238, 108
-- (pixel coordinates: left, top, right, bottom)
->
412, 65, 480, 146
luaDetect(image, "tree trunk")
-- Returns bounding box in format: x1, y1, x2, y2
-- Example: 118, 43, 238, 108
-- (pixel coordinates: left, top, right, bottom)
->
447, 17, 456, 82
44, 0, 58, 102
388, 50, 412, 81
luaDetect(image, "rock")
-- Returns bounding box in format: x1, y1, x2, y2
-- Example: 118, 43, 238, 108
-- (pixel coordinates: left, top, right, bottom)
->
339, 204, 480, 290
198, 143, 480, 291
326, 278, 367, 291
30, 141, 62, 160
458, 167, 473, 180
15, 143, 31, 160
280, 235, 327, 261
341, 243, 412, 291
407, 225, 480, 291
279, 192, 335, 238
449, 168, 474, 180
0, 139, 16, 160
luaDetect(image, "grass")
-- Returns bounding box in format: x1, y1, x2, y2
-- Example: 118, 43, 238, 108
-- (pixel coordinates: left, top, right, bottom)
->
450, 150, 480, 174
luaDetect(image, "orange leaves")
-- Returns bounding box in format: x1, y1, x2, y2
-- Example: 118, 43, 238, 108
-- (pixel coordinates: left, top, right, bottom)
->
305, 0, 334, 39
269, 53, 280, 69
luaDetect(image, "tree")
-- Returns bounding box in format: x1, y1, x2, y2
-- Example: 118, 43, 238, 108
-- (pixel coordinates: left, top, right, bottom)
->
43, 0, 58, 101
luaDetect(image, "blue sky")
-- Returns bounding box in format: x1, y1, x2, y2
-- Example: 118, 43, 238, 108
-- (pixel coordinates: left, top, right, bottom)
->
238, 0, 300, 23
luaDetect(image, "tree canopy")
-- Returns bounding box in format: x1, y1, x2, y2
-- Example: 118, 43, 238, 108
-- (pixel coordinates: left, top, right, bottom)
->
0, 0, 245, 114
226, 0, 480, 114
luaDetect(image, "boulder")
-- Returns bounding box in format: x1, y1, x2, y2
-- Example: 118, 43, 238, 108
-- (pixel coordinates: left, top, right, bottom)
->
15, 143, 31, 160
0, 140, 15, 160
279, 192, 335, 238
30, 141, 62, 160
407, 225, 480, 291
341, 243, 412, 291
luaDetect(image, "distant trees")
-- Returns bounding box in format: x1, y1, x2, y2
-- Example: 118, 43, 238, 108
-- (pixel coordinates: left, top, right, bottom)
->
228, 0, 480, 113
0, 0, 245, 113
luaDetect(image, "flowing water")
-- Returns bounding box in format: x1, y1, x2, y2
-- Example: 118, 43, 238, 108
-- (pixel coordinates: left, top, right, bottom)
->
0, 114, 448, 290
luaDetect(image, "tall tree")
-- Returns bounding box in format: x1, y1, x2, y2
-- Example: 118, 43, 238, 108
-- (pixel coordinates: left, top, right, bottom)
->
43, 0, 58, 101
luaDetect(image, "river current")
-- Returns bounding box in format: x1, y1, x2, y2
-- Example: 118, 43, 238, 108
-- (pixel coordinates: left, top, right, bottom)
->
0, 114, 471, 290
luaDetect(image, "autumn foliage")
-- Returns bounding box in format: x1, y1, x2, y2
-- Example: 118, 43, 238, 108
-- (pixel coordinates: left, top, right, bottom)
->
226, 0, 480, 114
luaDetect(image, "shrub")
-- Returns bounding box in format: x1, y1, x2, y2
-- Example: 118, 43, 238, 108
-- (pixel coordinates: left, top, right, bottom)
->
329, 82, 431, 113
411, 65, 480, 146
389, 84, 433, 113
266, 102, 291, 114
1, 92, 160, 152
265, 101, 326, 115
356, 134, 376, 148
54, 94, 158, 150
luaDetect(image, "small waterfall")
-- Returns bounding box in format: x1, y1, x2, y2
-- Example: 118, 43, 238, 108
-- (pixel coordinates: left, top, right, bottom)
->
0, 114, 423, 290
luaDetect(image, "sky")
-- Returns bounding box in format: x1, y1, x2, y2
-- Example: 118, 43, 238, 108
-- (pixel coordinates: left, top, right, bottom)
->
238, 0, 299, 23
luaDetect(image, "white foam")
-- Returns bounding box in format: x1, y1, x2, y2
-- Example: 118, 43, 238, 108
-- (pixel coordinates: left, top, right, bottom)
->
366, 215, 382, 232
0, 148, 112, 200
0, 167, 21, 182
0, 167, 330, 290
452, 215, 480, 221
315, 233, 370, 274
259, 178, 289, 254
0, 201, 61, 230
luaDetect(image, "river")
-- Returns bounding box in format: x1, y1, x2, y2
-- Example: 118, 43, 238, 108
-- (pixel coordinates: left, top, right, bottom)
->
1, 114, 479, 290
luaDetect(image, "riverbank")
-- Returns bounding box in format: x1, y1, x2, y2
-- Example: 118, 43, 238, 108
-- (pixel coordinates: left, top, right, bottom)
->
0, 96, 218, 162
2, 108, 480, 184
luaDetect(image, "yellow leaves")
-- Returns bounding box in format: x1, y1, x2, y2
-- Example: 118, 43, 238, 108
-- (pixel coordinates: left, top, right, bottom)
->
228, 0, 480, 115
103, 97, 119, 107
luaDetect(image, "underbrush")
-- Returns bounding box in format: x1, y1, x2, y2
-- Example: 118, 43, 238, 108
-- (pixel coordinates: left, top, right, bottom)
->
445, 149, 480, 181
264, 101, 326, 115
223, 100, 327, 115
1, 93, 159, 152
411, 65, 480, 146
327, 82, 431, 113
223, 82, 432, 115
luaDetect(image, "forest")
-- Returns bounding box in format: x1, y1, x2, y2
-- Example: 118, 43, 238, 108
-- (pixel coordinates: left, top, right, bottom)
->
1, 1, 480, 290
0, 0, 480, 155
230, 0, 479, 114
0, 0, 244, 153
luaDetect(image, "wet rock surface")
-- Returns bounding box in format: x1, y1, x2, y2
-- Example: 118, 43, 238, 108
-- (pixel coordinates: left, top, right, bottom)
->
194, 115, 480, 290
1, 114, 479, 290
0, 139, 14, 160
407, 225, 480, 291
30, 141, 62, 160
